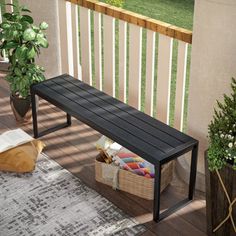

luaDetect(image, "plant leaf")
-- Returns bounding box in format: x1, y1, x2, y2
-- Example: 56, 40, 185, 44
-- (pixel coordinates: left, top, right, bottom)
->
4, 41, 18, 49
36, 35, 48, 48
1, 22, 11, 29
3, 13, 12, 20
15, 46, 28, 61
27, 47, 36, 59
39, 21, 48, 30
23, 28, 36, 41
14, 67, 22, 76
5, 3, 17, 7
21, 15, 33, 24
21, 6, 31, 13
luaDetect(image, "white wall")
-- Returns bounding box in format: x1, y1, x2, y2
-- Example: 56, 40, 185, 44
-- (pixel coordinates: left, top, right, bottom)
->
180, 0, 236, 191
19, 0, 61, 78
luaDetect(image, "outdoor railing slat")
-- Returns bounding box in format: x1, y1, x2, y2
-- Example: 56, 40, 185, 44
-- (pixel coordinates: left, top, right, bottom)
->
145, 30, 156, 116
58, 1, 74, 75
94, 11, 102, 90
128, 24, 142, 110
5, 0, 13, 12
118, 20, 127, 103
156, 34, 173, 124
103, 15, 115, 96
71, 3, 81, 79
79, 6, 92, 84
174, 41, 188, 131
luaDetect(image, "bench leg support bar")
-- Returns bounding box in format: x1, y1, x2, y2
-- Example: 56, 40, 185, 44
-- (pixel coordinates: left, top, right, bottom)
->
153, 144, 198, 222
31, 92, 39, 138
188, 144, 198, 200
31, 92, 72, 138
35, 122, 71, 138
153, 163, 161, 222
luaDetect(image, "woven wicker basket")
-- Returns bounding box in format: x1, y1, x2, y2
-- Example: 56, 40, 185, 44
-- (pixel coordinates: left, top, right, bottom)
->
95, 154, 174, 200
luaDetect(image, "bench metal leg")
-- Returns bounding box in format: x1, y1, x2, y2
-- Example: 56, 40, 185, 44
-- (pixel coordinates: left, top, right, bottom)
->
67, 113, 72, 126
31, 92, 72, 138
31, 92, 38, 138
153, 163, 161, 222
188, 143, 198, 200
153, 144, 198, 222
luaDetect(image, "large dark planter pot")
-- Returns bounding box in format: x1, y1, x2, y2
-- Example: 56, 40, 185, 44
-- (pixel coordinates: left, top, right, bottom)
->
10, 93, 38, 123
205, 151, 236, 236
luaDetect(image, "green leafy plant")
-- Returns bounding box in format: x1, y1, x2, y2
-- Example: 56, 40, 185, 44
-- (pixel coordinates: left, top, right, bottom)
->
0, 3, 49, 98
208, 78, 236, 171
105, 0, 124, 7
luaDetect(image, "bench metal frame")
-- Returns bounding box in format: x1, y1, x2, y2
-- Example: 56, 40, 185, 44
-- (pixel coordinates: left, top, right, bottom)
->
31, 75, 198, 223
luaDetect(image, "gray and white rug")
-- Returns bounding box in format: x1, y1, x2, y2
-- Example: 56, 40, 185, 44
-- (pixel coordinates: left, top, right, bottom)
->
0, 154, 146, 236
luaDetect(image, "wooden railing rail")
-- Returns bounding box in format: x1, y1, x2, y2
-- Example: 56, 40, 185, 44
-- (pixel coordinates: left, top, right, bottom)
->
66, 0, 192, 44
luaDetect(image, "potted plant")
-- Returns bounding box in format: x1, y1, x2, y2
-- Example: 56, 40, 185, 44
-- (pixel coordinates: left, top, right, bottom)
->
0, 3, 48, 123
205, 78, 236, 236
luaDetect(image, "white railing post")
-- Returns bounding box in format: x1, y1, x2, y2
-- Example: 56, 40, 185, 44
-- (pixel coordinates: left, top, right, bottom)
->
58, 0, 74, 75
128, 24, 142, 110
71, 3, 81, 79
94, 12, 102, 90
145, 30, 156, 116
174, 41, 188, 131
79, 7, 92, 85
119, 20, 127, 103
103, 15, 115, 97
156, 34, 173, 124
5, 0, 13, 12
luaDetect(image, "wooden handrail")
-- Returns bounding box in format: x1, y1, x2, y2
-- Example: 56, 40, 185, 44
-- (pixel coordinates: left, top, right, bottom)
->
66, 0, 192, 44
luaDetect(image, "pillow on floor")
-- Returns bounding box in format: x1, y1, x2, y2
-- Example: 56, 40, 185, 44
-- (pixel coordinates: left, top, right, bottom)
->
0, 140, 45, 173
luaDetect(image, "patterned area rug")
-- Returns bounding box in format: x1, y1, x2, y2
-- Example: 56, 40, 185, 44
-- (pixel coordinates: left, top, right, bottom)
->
0, 154, 146, 236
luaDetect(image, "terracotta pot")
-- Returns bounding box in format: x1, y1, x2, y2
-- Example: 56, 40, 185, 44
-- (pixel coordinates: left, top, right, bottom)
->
205, 151, 236, 236
10, 93, 38, 124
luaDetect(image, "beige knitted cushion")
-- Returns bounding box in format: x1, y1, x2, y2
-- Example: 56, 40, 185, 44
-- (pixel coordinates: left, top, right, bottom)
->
0, 140, 45, 173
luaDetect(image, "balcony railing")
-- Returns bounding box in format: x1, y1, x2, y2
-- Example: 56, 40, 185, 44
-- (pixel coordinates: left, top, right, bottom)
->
60, 0, 192, 131
1, 0, 193, 132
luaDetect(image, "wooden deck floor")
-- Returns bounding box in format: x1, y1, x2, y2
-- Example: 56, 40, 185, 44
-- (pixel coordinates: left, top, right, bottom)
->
0, 76, 207, 236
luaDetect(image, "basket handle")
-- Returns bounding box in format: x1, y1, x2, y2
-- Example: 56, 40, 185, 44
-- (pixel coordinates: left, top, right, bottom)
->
112, 168, 119, 190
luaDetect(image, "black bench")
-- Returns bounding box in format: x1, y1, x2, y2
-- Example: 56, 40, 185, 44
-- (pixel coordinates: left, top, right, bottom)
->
30, 74, 198, 222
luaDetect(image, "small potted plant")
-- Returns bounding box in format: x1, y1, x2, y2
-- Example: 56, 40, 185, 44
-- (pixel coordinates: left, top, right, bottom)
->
0, 3, 48, 123
205, 78, 236, 236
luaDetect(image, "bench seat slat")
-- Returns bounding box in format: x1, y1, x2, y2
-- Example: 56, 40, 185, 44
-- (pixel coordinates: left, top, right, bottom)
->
35, 83, 167, 164
48, 75, 192, 143
46, 79, 173, 153
53, 77, 182, 148
58, 76, 183, 147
